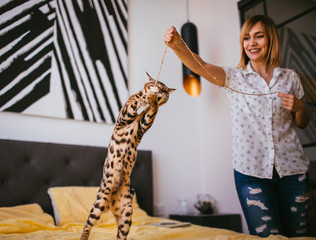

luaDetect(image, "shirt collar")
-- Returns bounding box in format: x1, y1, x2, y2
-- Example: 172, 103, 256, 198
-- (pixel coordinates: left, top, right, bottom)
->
273, 66, 282, 78
245, 62, 281, 78
244, 62, 254, 75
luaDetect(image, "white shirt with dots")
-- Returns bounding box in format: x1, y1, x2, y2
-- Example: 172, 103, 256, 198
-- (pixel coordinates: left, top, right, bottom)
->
222, 63, 309, 179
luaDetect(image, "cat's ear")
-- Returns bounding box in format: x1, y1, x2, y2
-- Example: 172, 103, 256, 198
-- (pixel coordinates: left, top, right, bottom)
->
145, 72, 155, 82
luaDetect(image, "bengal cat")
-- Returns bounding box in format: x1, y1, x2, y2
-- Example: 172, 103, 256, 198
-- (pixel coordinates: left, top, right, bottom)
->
80, 73, 175, 240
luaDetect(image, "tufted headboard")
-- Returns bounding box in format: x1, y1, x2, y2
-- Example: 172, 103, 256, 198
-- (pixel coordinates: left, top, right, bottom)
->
0, 139, 153, 217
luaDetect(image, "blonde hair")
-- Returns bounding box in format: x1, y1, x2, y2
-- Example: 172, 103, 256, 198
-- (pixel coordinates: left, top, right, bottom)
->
237, 15, 281, 71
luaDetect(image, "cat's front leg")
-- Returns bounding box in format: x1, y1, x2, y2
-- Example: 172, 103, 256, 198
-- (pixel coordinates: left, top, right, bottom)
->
146, 93, 159, 108
137, 93, 159, 136
135, 97, 150, 115
135, 93, 157, 115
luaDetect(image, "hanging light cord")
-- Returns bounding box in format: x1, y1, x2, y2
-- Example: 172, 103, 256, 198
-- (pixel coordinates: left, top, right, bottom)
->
186, 0, 190, 22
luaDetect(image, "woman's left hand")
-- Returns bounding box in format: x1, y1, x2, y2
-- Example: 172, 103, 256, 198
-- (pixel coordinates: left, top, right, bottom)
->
278, 93, 310, 129
278, 92, 302, 112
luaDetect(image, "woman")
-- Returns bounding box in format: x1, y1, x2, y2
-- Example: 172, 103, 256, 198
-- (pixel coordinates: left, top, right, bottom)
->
164, 15, 310, 237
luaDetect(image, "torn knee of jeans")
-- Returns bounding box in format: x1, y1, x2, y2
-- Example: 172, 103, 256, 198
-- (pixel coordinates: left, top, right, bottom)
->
246, 198, 268, 210
256, 224, 267, 233
296, 228, 307, 234
270, 229, 279, 234
291, 206, 297, 212
298, 173, 306, 182
295, 194, 309, 203
299, 221, 306, 226
248, 187, 262, 194
261, 216, 272, 221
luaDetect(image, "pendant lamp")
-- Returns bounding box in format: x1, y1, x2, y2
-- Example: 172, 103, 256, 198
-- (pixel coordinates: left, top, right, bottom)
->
181, 0, 201, 97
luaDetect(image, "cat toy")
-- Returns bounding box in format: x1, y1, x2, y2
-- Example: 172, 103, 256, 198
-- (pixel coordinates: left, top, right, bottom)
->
159, 33, 280, 96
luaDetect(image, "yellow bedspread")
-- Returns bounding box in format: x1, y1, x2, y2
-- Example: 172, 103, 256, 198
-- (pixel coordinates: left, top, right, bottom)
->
1, 216, 315, 240
1, 187, 315, 240
0, 205, 315, 240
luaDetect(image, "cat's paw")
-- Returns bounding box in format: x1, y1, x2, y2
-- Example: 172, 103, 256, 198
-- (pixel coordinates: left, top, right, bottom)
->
146, 93, 158, 105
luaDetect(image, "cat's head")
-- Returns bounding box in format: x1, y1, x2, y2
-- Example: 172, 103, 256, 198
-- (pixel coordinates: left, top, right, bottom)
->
144, 72, 175, 106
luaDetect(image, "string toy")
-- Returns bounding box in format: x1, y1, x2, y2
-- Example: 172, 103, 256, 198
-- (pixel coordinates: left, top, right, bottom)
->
156, 44, 168, 82
156, 33, 280, 96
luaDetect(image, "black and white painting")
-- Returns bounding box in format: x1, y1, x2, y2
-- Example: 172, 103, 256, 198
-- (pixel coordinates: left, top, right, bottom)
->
0, 0, 128, 124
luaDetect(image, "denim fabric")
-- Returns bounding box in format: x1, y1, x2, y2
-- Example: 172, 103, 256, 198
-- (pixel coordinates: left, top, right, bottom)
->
234, 169, 310, 237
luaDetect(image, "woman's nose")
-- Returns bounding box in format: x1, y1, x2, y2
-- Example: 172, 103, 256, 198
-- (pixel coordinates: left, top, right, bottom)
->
249, 37, 257, 46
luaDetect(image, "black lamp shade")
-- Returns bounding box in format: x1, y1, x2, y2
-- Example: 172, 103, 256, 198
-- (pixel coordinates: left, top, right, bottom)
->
181, 22, 201, 97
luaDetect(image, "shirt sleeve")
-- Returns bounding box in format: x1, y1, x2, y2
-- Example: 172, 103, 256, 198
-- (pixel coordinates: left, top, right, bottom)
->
221, 66, 234, 87
292, 70, 305, 99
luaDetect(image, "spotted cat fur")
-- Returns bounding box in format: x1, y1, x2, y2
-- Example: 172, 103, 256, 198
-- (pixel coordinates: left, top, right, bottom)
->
80, 73, 175, 240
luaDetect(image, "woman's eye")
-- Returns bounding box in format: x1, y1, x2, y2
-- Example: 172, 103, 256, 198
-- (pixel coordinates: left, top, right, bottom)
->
256, 35, 264, 39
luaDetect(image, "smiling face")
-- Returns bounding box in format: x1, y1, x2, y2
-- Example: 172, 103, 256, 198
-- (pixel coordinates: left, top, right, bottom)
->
243, 21, 268, 65
237, 15, 281, 71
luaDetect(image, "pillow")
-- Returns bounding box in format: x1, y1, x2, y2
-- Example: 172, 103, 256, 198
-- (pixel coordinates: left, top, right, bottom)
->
0, 203, 54, 225
47, 186, 143, 226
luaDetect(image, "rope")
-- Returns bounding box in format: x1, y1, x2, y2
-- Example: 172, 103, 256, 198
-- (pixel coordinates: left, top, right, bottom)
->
156, 44, 168, 81
177, 35, 279, 96
155, 32, 279, 96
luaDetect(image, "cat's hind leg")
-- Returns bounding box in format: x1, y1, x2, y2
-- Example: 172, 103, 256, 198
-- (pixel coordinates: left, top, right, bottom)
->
80, 189, 111, 240
111, 184, 134, 240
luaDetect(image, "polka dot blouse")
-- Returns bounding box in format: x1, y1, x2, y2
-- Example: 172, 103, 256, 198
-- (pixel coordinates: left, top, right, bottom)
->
222, 63, 309, 179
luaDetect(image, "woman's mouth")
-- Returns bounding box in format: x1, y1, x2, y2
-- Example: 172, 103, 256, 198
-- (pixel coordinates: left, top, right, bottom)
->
249, 49, 260, 53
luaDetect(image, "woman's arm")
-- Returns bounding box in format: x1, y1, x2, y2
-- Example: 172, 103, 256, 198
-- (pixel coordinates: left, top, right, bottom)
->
164, 26, 226, 87
278, 93, 310, 128
292, 98, 310, 129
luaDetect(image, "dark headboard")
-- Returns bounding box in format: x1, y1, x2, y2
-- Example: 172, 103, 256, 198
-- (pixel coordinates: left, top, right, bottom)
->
0, 139, 153, 217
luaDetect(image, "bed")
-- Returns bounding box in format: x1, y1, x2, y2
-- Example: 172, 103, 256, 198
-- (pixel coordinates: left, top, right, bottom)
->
0, 139, 315, 240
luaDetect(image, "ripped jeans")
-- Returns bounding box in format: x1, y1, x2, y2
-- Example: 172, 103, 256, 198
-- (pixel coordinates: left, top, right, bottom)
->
234, 169, 310, 237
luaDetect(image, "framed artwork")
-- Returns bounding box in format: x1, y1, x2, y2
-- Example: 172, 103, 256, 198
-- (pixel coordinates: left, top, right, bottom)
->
0, 0, 128, 124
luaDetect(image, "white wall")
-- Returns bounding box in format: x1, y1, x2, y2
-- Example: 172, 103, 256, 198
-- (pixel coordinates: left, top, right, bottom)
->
128, 0, 244, 230
0, 0, 247, 233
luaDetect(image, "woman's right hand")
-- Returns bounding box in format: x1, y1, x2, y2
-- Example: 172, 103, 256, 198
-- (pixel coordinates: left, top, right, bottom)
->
164, 26, 181, 49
